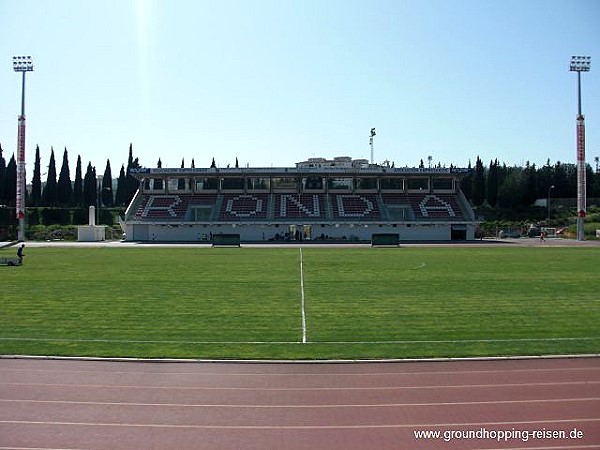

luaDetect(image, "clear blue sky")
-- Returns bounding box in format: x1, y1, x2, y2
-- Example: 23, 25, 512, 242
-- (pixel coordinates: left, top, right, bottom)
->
1, 0, 599, 178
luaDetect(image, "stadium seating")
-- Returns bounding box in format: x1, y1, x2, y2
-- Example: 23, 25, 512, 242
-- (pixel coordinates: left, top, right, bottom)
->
129, 192, 466, 223
219, 193, 269, 221
134, 195, 189, 220
381, 193, 464, 220
331, 194, 381, 221
274, 194, 324, 220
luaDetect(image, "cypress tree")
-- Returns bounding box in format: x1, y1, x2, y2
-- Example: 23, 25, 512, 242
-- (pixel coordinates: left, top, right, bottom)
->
537, 159, 553, 200
590, 164, 600, 198
553, 161, 567, 198
585, 164, 596, 197
0, 144, 6, 203
497, 168, 526, 208
498, 162, 508, 192
523, 161, 538, 206
460, 160, 473, 201
73, 155, 83, 206
127, 144, 134, 169
486, 159, 498, 207
115, 164, 126, 206
101, 159, 114, 207
471, 156, 486, 207
31, 145, 42, 206
57, 147, 73, 205
83, 162, 97, 207
4, 154, 16, 206
563, 163, 578, 199
43, 148, 58, 206
125, 143, 140, 205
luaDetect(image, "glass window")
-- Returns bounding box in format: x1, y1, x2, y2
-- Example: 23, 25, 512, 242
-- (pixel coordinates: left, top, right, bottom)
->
168, 179, 178, 192
302, 176, 324, 190
143, 179, 165, 192
380, 177, 404, 190
432, 177, 454, 190
407, 178, 429, 190
195, 178, 219, 191
222, 178, 245, 190
327, 178, 353, 190
272, 177, 298, 190
246, 178, 270, 191
355, 178, 377, 190
168, 178, 191, 192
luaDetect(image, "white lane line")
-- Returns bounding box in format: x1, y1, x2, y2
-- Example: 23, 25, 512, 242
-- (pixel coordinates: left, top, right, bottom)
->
299, 247, 307, 344
1, 397, 598, 409
484, 446, 600, 450
2, 366, 598, 377
1, 418, 599, 430
2, 380, 598, 391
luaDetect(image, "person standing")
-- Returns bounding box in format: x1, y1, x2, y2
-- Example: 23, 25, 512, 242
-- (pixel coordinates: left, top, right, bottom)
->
17, 244, 25, 265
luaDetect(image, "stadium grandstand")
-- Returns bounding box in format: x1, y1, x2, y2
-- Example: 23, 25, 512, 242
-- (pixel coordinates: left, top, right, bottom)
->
123, 156, 477, 242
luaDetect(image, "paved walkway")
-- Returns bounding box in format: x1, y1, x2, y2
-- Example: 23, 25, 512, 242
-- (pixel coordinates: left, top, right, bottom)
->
3, 237, 600, 249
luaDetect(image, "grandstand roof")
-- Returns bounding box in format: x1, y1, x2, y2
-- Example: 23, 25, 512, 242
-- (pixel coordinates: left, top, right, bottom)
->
130, 166, 471, 178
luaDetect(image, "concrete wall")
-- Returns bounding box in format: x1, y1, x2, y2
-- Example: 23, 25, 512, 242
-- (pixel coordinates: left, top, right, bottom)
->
124, 222, 476, 242
77, 225, 106, 242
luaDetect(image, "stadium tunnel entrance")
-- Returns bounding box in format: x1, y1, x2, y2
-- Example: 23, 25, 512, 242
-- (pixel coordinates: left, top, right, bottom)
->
289, 225, 312, 241
451, 224, 467, 240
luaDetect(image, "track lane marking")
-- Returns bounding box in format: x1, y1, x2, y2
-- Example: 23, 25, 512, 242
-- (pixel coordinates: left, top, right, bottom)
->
2, 397, 599, 409
2, 380, 599, 391
484, 446, 600, 450
1, 418, 599, 430
2, 367, 599, 377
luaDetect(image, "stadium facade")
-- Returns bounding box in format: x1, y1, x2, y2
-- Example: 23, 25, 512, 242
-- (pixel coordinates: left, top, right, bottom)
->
123, 157, 478, 242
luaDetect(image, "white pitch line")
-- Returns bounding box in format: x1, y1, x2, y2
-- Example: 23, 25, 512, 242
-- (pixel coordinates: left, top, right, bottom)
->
0, 337, 598, 345
299, 247, 307, 344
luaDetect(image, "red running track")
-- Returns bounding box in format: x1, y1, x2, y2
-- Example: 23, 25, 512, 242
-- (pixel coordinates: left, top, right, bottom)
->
1, 357, 599, 449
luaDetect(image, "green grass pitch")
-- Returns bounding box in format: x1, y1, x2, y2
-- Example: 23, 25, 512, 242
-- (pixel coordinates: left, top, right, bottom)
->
0, 246, 598, 359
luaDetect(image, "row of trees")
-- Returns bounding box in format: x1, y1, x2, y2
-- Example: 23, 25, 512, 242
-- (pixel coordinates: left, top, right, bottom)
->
1, 143, 600, 217
0, 143, 140, 211
462, 156, 600, 209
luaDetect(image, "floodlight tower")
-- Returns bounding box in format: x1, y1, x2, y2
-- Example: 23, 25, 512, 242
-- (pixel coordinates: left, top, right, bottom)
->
13, 56, 34, 242
369, 128, 376, 164
570, 55, 591, 241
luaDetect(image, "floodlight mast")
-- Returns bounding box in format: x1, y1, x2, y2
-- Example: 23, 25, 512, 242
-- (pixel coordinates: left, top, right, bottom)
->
13, 56, 34, 242
570, 56, 591, 241
369, 128, 376, 164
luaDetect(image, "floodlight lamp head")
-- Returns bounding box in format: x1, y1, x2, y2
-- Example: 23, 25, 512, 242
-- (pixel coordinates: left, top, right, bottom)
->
13, 56, 34, 72
570, 55, 591, 72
